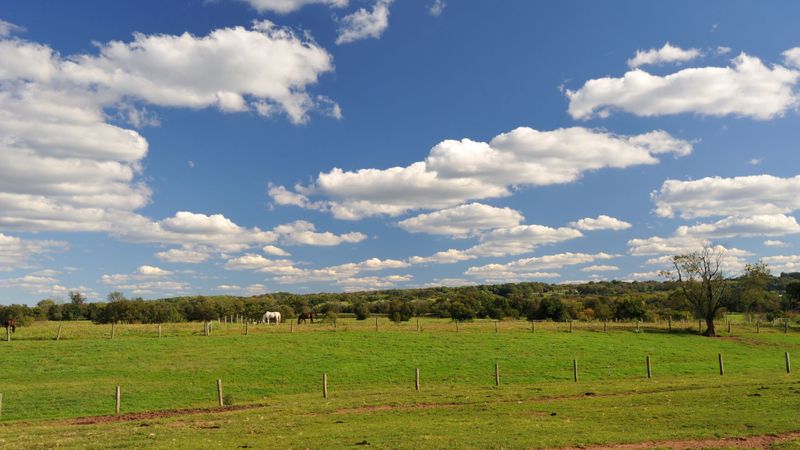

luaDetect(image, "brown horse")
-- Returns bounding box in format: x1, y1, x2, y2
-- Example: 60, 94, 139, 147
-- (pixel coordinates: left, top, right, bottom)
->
297, 312, 316, 324
3, 319, 16, 333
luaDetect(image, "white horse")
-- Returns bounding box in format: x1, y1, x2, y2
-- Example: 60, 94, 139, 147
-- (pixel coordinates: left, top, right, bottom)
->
262, 311, 282, 324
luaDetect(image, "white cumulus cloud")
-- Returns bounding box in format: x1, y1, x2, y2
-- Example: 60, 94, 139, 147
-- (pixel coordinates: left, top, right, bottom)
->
336, 0, 393, 45
272, 127, 691, 220
570, 215, 632, 231
652, 174, 800, 219
242, 0, 348, 14
675, 214, 800, 239
397, 203, 524, 238
568, 52, 799, 120
627, 42, 701, 68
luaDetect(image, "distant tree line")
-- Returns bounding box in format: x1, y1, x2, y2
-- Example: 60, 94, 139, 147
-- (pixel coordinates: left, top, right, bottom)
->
2, 269, 800, 327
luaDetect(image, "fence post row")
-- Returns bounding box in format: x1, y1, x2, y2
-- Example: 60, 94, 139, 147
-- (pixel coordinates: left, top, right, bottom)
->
573, 359, 578, 382
323, 373, 328, 399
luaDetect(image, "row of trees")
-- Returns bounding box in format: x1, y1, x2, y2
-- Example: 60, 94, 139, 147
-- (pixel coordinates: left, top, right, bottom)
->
2, 249, 799, 336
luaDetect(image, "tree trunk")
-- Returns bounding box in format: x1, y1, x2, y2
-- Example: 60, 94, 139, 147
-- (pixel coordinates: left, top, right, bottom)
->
704, 316, 716, 337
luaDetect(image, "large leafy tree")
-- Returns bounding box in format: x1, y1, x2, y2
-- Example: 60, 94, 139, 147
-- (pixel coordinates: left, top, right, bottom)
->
665, 247, 728, 337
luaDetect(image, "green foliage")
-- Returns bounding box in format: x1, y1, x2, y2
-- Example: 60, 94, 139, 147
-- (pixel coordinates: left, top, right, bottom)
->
353, 301, 370, 320
387, 300, 413, 322
4, 270, 800, 328
535, 297, 569, 321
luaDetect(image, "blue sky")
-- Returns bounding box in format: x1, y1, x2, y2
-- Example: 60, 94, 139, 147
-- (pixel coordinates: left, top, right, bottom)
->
2, 0, 800, 304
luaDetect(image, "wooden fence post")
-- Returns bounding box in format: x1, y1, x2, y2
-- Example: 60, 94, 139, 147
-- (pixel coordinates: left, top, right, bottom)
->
718, 353, 724, 376
158, 323, 162, 338
569, 321, 573, 333
111, 323, 115, 339
323, 373, 328, 399
646, 355, 652, 379
415, 368, 420, 391
5, 326, 9, 342
416, 318, 420, 332
0, 392, 3, 419
56, 323, 62, 341
495, 362, 500, 386
532, 321, 535, 333
217, 379, 224, 406
333, 318, 337, 332
728, 321, 732, 334
573, 359, 578, 382
756, 321, 760, 333
455, 321, 459, 333
375, 317, 379, 332
115, 385, 121, 415
786, 352, 791, 374
291, 322, 294, 333
495, 321, 499, 333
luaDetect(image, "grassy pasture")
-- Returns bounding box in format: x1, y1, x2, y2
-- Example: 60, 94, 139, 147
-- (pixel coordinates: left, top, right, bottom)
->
0, 318, 798, 448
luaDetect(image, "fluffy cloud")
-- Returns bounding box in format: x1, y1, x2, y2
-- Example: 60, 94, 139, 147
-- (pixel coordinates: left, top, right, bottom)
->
762, 254, 800, 273
132, 214, 363, 263
569, 215, 632, 231
0, 22, 336, 240
409, 223, 583, 264
653, 175, 800, 219
0, 233, 68, 271
465, 252, 615, 283
272, 127, 691, 220
243, 0, 348, 14
397, 203, 524, 237
101, 265, 173, 285
675, 214, 800, 238
272, 220, 366, 246
122, 212, 276, 252
784, 47, 800, 69
155, 246, 214, 264
274, 257, 408, 284
263, 245, 290, 256
568, 53, 799, 120
338, 274, 412, 291
0, 273, 90, 297
627, 42, 701, 68
627, 235, 708, 256
336, 0, 393, 45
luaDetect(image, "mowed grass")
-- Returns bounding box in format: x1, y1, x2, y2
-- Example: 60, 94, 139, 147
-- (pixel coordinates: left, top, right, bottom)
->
0, 319, 798, 448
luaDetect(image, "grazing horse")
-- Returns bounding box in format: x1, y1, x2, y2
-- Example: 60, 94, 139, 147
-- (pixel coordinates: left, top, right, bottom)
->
262, 311, 282, 324
3, 319, 16, 333
297, 312, 316, 324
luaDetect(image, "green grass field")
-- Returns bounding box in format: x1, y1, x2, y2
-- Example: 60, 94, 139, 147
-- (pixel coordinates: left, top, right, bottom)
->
1, 318, 799, 449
